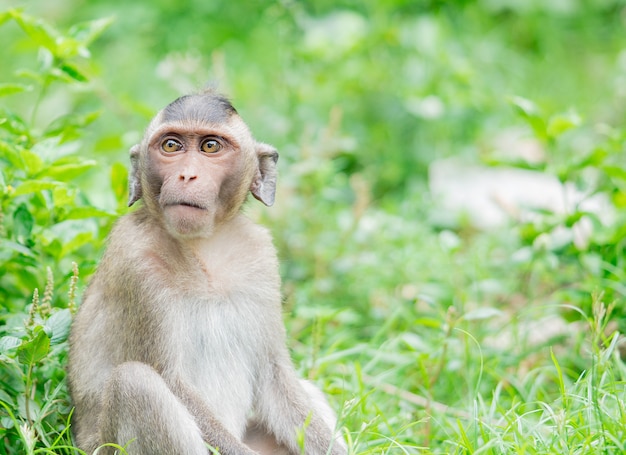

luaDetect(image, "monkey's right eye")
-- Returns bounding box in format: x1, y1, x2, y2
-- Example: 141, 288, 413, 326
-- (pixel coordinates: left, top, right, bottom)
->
161, 139, 183, 153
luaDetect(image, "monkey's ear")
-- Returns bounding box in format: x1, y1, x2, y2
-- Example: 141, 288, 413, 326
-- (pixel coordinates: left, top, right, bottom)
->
250, 143, 279, 206
128, 144, 143, 207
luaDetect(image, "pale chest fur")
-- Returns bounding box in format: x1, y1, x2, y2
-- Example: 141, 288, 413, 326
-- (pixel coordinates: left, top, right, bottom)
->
165, 215, 281, 437
174, 298, 263, 438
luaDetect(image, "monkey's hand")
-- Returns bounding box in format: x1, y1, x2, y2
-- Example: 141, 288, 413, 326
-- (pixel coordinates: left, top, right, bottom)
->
175, 379, 260, 455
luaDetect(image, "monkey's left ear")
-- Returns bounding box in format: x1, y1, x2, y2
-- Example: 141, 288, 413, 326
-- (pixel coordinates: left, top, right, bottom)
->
128, 144, 142, 207
250, 143, 279, 206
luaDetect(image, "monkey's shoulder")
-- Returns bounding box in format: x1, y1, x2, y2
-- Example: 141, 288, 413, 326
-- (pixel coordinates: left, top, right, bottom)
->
95, 210, 183, 279
107, 209, 151, 242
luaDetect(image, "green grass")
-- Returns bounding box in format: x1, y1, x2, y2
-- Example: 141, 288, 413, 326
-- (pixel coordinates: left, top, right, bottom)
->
325, 296, 625, 454
1, 2, 626, 454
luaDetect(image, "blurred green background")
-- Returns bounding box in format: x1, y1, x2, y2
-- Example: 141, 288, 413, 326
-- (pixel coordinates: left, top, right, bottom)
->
1, 0, 626, 453
4, 0, 625, 199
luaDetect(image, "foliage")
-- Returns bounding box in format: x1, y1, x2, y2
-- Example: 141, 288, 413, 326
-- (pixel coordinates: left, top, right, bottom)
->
0, 1, 625, 454
0, 9, 119, 454
495, 97, 626, 331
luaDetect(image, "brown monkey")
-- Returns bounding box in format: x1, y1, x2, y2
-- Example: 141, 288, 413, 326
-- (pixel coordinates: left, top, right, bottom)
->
68, 91, 346, 455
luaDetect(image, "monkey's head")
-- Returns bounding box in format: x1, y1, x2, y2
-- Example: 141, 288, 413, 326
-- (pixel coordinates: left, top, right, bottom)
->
128, 91, 278, 239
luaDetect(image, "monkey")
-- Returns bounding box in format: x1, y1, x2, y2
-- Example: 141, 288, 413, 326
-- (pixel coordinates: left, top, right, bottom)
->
67, 91, 347, 455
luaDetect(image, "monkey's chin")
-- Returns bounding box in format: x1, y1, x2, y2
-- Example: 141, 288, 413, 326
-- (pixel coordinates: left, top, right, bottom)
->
163, 205, 215, 238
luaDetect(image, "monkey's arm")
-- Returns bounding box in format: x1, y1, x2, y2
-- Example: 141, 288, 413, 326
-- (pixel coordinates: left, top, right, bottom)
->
174, 377, 260, 455
256, 359, 347, 455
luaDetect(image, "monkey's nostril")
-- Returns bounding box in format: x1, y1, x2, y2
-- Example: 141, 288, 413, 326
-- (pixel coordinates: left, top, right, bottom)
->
180, 174, 198, 182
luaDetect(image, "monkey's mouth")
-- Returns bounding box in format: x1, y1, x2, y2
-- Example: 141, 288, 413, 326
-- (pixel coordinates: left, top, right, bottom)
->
165, 201, 206, 210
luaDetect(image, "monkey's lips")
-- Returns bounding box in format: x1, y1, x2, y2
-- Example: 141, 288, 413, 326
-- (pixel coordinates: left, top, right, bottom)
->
164, 201, 207, 211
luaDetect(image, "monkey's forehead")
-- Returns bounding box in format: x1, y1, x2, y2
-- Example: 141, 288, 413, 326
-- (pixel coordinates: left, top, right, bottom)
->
161, 93, 237, 124
148, 117, 250, 136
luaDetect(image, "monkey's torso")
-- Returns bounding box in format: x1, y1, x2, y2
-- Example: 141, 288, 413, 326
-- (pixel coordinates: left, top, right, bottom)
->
68, 208, 286, 448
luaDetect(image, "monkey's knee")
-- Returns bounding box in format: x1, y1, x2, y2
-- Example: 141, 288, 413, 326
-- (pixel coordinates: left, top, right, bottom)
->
102, 361, 163, 415
100, 362, 163, 439
111, 360, 158, 380
100, 362, 206, 454
106, 361, 161, 394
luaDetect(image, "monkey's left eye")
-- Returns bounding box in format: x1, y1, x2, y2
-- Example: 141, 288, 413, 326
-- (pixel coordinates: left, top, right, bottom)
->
162, 139, 183, 153
201, 139, 221, 154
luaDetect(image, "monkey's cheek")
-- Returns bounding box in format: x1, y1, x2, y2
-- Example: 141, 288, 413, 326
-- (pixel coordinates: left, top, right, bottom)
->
163, 205, 215, 237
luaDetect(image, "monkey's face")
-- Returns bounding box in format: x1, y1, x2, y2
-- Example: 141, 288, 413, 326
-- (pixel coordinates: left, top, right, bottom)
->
128, 93, 278, 238
143, 121, 257, 238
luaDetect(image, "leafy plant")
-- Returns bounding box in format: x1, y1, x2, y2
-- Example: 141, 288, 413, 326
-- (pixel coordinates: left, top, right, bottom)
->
0, 9, 118, 454
491, 96, 626, 331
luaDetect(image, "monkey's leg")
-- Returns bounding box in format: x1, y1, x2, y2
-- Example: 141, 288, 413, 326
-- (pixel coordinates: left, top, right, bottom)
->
99, 361, 208, 455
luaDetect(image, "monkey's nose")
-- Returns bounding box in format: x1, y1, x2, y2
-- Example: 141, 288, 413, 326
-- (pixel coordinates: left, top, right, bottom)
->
179, 172, 198, 183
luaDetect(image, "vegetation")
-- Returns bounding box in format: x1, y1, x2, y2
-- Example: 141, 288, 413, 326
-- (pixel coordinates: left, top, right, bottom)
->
1, 1, 625, 453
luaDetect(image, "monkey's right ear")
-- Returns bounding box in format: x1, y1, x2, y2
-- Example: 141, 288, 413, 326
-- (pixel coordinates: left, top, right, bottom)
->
250, 143, 278, 207
128, 144, 142, 207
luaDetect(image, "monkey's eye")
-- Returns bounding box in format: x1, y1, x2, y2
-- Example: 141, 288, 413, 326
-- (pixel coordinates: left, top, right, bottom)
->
161, 139, 183, 153
201, 139, 221, 154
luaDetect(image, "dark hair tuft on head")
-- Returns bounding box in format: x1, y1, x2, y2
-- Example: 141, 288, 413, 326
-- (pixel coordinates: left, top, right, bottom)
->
162, 91, 237, 124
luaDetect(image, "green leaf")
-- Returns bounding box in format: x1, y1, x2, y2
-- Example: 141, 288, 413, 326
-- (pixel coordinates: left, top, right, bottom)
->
509, 95, 540, 117
0, 110, 29, 137
46, 309, 72, 345
13, 180, 63, 196
30, 136, 81, 161
614, 191, 626, 208
58, 62, 88, 82
17, 327, 50, 365
0, 336, 22, 354
0, 10, 12, 27
14, 68, 45, 84
604, 165, 626, 182
61, 231, 93, 256
564, 212, 584, 228
0, 83, 32, 97
0, 140, 24, 168
58, 206, 114, 221
0, 241, 36, 258
111, 162, 129, 205
44, 110, 101, 138
10, 10, 60, 54
13, 203, 34, 241
508, 96, 547, 140
414, 317, 443, 328
43, 159, 97, 181
546, 111, 582, 138
576, 147, 607, 168
52, 185, 75, 207
20, 149, 44, 176
55, 37, 86, 60
550, 347, 567, 402
68, 17, 114, 47
43, 238, 62, 259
